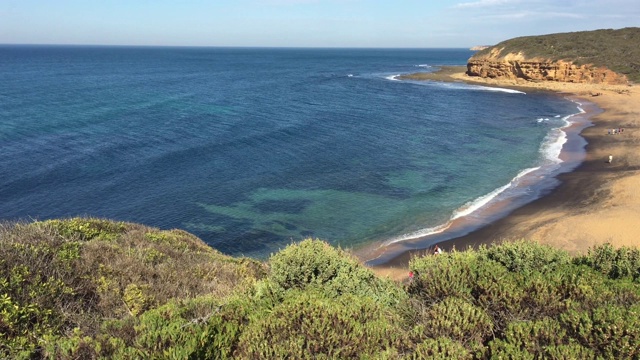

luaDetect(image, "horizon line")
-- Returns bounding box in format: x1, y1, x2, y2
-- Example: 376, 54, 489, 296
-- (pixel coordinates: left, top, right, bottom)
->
0, 43, 476, 50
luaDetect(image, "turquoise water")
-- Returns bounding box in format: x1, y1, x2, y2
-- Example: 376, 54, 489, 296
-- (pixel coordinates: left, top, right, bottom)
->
0, 46, 580, 258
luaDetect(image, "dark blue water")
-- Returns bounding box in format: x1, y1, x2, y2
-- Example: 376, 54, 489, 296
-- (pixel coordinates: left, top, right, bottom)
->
0, 45, 579, 258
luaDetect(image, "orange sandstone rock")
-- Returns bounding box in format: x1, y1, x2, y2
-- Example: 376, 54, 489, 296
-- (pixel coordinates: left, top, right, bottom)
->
466, 50, 628, 85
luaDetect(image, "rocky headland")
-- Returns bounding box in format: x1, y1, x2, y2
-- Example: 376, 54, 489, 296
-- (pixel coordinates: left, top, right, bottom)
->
466, 27, 639, 84
466, 51, 628, 84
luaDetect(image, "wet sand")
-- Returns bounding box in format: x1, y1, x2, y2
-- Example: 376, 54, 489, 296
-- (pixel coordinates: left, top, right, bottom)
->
372, 66, 640, 280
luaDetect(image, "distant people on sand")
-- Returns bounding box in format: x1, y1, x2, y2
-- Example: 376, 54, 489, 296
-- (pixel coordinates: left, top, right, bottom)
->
433, 245, 443, 255
608, 128, 624, 135
608, 154, 613, 163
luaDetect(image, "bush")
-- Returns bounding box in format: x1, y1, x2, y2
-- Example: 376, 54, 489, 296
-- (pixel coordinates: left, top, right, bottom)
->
560, 304, 640, 358
411, 337, 472, 360
268, 239, 406, 307
574, 243, 640, 281
41, 217, 128, 242
235, 290, 410, 359
489, 318, 571, 358
407, 250, 480, 304
0, 219, 265, 358
41, 295, 244, 359
478, 239, 570, 275
416, 296, 493, 353
6, 221, 640, 358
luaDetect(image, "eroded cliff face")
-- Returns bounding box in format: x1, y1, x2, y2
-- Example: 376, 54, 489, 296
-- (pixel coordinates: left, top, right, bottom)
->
467, 48, 628, 85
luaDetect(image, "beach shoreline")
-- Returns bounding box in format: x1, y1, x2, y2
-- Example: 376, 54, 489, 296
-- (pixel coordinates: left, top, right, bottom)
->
369, 66, 640, 280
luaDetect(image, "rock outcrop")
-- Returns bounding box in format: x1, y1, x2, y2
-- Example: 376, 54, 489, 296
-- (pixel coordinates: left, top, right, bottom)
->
467, 48, 629, 85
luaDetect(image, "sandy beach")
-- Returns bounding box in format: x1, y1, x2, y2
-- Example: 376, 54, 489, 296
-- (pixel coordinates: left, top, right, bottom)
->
372, 66, 640, 280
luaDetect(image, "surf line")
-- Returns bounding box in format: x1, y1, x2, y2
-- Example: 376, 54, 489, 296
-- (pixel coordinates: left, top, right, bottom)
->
378, 99, 586, 250
382, 166, 540, 247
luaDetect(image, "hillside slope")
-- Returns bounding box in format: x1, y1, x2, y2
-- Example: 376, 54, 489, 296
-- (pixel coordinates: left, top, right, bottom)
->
467, 27, 640, 83
2, 218, 640, 358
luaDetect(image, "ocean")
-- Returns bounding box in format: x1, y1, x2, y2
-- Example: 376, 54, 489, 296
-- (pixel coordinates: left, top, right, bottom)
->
0, 45, 586, 259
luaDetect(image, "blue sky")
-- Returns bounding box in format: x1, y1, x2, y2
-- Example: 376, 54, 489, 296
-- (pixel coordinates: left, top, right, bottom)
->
1, 0, 638, 47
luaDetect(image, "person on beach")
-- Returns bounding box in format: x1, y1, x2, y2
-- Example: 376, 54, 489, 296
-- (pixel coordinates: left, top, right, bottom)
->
608, 154, 613, 163
433, 245, 443, 255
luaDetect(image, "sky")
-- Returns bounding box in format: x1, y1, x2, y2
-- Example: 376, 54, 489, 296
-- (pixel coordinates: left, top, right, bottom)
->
1, 0, 639, 48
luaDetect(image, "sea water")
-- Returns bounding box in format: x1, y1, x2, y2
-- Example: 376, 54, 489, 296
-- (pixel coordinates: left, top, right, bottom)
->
0, 46, 582, 258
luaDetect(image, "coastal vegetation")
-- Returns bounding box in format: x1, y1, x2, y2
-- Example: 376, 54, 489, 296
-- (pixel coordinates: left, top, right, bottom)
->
473, 27, 640, 82
2, 218, 640, 358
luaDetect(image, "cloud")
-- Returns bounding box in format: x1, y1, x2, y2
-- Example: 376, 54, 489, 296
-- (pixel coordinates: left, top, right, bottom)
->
453, 0, 518, 9
480, 11, 585, 20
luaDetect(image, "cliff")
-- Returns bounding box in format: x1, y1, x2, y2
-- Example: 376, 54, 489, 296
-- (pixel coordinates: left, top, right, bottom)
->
467, 27, 640, 84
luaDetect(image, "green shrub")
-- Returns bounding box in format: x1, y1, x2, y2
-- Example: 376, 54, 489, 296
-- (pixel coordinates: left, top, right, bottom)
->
489, 318, 570, 358
40, 328, 99, 360
123, 283, 153, 316
472, 266, 526, 336
574, 243, 640, 281
407, 250, 479, 303
235, 290, 409, 359
268, 239, 406, 307
41, 217, 128, 242
7, 220, 640, 359
0, 219, 265, 358
416, 296, 493, 350
560, 304, 640, 358
410, 337, 472, 360
73, 295, 244, 359
478, 239, 570, 275
518, 270, 571, 319
543, 343, 595, 360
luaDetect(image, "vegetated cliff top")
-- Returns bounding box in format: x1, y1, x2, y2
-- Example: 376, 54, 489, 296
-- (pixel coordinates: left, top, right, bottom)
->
4, 217, 640, 358
472, 27, 640, 82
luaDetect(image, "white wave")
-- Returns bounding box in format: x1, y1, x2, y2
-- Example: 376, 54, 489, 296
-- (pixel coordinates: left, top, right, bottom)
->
385, 167, 540, 245
384, 222, 452, 245
415, 64, 431, 68
452, 166, 539, 220
385, 74, 401, 81
434, 82, 527, 94
540, 128, 566, 164
538, 110, 577, 165
347, 74, 353, 77
535, 97, 587, 167
470, 85, 526, 94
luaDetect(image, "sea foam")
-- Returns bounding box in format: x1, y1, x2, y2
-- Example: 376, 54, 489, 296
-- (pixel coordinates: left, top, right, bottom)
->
383, 101, 585, 247
384, 166, 540, 245
413, 80, 527, 94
